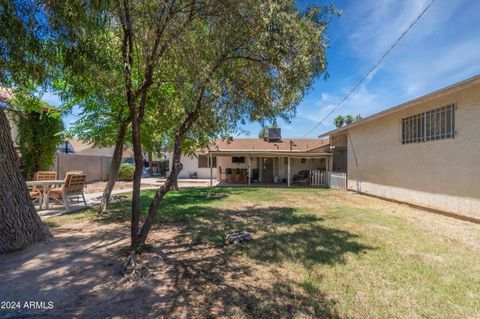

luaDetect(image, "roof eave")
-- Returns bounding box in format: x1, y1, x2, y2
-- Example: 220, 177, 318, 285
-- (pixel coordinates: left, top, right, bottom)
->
318, 74, 480, 138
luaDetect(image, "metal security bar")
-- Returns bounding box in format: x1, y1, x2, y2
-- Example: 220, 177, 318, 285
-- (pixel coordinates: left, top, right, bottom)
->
402, 104, 455, 144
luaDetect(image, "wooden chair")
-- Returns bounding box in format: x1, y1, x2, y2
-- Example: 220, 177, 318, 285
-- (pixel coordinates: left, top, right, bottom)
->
35, 171, 57, 181
49, 174, 87, 211
65, 170, 84, 175
34, 171, 58, 193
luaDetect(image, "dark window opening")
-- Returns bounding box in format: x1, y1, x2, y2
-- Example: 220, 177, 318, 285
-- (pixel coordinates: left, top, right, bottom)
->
232, 156, 245, 163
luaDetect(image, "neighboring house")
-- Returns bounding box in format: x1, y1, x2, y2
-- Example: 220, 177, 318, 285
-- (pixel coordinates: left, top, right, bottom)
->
58, 137, 134, 159
172, 129, 332, 186
320, 75, 480, 218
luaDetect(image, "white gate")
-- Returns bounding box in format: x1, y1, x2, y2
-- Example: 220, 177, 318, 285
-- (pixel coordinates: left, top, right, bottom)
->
309, 170, 347, 190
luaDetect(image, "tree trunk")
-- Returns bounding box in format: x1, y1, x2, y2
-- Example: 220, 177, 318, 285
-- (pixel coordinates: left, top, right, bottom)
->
0, 109, 50, 254
172, 178, 179, 191
99, 122, 127, 213
138, 132, 184, 245
130, 111, 143, 250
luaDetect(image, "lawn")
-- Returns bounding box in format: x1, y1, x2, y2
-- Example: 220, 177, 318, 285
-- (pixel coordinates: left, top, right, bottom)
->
10, 187, 480, 318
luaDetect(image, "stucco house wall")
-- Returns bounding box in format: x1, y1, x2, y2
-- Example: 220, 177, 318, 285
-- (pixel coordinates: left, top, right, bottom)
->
345, 83, 480, 218
175, 153, 218, 179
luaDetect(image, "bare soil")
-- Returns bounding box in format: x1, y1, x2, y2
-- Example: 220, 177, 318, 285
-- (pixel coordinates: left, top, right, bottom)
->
83, 181, 157, 194
0, 221, 275, 318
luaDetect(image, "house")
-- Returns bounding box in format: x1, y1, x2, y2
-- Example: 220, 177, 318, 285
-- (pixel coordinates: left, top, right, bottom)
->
172, 129, 332, 186
320, 75, 480, 218
58, 137, 134, 158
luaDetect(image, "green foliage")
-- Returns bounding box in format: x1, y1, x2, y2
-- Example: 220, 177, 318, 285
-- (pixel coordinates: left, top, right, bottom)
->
118, 163, 135, 181
344, 114, 354, 125
334, 114, 362, 128
334, 115, 344, 128
258, 127, 268, 139
16, 109, 64, 180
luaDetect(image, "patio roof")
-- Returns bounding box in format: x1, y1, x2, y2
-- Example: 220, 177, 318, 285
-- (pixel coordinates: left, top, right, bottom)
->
208, 150, 332, 157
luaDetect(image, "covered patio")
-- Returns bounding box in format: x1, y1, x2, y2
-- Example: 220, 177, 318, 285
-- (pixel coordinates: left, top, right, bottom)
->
207, 150, 333, 187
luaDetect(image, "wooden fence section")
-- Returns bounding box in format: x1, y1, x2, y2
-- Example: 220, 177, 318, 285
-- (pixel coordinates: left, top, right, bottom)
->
309, 170, 347, 190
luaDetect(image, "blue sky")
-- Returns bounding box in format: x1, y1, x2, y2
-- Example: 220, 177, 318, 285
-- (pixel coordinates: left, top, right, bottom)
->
48, 0, 480, 138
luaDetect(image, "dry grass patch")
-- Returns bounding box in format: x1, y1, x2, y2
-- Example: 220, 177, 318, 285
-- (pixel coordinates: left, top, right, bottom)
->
2, 187, 480, 318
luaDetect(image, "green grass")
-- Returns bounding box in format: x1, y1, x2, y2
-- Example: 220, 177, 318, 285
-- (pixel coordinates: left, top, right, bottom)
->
46, 187, 480, 318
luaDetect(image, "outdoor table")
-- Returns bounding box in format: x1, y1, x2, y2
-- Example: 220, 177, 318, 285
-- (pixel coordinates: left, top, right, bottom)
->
26, 179, 65, 210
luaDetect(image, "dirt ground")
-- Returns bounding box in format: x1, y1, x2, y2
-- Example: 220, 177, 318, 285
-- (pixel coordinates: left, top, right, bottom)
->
83, 181, 156, 194
0, 221, 272, 318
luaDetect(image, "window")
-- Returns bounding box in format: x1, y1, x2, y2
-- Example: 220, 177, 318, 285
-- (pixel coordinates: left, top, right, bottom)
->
402, 104, 455, 144
198, 155, 216, 168
232, 156, 245, 163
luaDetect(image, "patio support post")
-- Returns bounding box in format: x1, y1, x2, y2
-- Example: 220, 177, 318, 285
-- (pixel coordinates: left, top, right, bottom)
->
287, 157, 291, 187
248, 156, 251, 186
209, 153, 213, 186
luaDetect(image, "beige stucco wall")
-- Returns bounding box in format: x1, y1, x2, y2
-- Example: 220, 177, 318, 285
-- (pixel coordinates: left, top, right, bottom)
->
52, 153, 112, 182
345, 84, 480, 218
175, 153, 330, 181
175, 154, 218, 179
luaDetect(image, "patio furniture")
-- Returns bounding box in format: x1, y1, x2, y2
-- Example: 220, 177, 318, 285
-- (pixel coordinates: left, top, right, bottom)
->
26, 179, 65, 210
34, 171, 58, 192
49, 174, 87, 211
293, 170, 310, 185
66, 170, 84, 175
35, 171, 57, 181
29, 187, 42, 208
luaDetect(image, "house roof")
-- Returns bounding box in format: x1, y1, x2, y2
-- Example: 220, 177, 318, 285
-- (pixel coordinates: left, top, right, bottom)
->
319, 74, 480, 138
207, 137, 330, 156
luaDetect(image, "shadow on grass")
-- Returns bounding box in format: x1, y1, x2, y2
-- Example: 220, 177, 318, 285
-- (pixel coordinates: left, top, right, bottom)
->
103, 187, 258, 223
156, 204, 371, 318
35, 188, 371, 317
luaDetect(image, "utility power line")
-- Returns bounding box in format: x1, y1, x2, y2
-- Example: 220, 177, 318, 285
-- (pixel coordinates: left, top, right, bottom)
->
302, 0, 436, 137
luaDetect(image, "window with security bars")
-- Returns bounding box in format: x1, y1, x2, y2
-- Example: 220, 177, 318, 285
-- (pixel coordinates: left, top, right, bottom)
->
402, 104, 455, 144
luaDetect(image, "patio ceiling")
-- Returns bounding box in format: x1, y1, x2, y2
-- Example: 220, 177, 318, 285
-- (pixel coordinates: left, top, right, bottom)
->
208, 150, 332, 158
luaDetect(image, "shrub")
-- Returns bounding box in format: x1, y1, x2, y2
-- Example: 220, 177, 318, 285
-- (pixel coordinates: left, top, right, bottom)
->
118, 163, 135, 181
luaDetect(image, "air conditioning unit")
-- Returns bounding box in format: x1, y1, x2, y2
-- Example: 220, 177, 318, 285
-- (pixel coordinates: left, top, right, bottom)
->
267, 128, 281, 142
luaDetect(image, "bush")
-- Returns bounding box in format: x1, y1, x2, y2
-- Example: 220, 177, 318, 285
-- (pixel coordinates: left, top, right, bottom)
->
118, 163, 135, 181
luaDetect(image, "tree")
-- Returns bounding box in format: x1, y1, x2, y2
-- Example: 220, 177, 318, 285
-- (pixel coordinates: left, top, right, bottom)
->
344, 114, 354, 125
0, 105, 51, 253
0, 1, 57, 253
125, 1, 333, 251
8, 0, 333, 256
11, 90, 64, 180
334, 114, 344, 128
